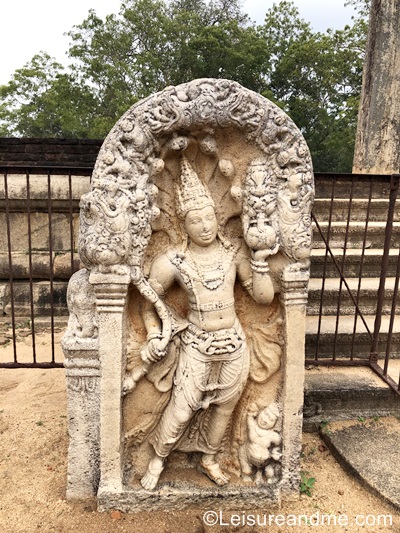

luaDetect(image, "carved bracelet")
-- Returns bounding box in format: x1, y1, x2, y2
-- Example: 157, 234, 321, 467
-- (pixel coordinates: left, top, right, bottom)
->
147, 331, 163, 341
250, 259, 271, 274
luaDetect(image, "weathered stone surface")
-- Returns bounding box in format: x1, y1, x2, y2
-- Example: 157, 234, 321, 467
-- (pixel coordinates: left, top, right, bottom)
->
321, 418, 400, 510
62, 78, 314, 510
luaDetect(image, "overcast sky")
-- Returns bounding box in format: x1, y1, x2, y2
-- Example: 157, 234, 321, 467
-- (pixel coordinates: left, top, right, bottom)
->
0, 0, 358, 85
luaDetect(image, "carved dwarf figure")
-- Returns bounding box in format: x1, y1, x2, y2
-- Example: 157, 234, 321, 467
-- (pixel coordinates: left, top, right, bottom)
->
140, 157, 276, 490
65, 269, 98, 339
239, 402, 282, 485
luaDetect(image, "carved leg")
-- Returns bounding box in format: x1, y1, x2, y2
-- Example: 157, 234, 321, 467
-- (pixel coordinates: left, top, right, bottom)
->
197, 397, 240, 486
264, 463, 276, 484
238, 445, 254, 482
141, 387, 199, 490
140, 453, 165, 491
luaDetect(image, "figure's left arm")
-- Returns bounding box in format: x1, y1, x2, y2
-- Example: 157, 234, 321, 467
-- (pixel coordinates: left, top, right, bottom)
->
237, 242, 275, 305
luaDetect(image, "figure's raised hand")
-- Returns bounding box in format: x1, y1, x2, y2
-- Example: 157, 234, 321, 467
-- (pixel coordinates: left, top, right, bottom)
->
243, 216, 279, 259
141, 337, 167, 363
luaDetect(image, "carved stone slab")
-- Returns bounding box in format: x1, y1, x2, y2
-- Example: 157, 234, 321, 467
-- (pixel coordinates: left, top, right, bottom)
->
62, 78, 314, 511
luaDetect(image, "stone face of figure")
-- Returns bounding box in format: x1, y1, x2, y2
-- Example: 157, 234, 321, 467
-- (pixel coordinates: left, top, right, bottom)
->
184, 206, 218, 247
139, 157, 277, 491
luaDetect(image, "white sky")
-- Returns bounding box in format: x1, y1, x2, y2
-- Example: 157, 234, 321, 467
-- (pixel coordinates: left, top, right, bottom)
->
0, 0, 358, 85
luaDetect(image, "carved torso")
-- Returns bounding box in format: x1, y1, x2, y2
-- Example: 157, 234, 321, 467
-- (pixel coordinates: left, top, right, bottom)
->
166, 241, 244, 331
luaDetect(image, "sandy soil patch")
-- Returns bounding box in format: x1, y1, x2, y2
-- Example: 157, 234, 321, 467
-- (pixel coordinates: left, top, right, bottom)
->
0, 364, 399, 533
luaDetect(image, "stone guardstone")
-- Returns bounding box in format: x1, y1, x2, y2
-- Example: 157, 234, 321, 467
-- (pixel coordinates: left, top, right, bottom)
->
61, 78, 314, 511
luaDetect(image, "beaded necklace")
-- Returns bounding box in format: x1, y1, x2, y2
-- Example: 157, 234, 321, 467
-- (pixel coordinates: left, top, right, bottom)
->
185, 242, 225, 291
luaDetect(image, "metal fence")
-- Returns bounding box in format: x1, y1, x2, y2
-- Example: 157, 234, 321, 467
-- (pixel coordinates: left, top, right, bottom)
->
1, 166, 91, 368
1, 166, 399, 395
306, 173, 400, 395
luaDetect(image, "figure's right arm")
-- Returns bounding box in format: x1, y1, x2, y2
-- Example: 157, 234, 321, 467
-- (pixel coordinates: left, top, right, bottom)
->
141, 254, 176, 360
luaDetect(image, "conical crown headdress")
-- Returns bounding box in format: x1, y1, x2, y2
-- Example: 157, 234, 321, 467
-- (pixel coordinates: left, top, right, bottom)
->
176, 157, 215, 219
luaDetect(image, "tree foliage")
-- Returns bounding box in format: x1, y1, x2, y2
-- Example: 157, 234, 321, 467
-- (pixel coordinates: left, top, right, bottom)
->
0, 0, 370, 171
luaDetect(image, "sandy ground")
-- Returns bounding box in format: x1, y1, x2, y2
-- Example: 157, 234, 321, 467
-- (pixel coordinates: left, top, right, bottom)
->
0, 330, 399, 532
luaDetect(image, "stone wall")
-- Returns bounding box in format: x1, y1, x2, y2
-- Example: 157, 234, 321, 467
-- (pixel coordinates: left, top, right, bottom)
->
0, 138, 103, 317
0, 138, 102, 167
1, 172, 92, 316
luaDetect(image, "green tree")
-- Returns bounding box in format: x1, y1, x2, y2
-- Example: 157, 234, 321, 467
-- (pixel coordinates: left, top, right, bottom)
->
0, 0, 370, 172
0, 52, 100, 137
262, 2, 368, 171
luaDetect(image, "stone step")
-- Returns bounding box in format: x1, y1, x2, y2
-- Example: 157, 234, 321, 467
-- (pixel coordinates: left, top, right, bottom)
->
312, 198, 400, 222
310, 247, 399, 278
307, 277, 399, 316
312, 220, 400, 248
314, 178, 394, 199
305, 315, 400, 359
303, 366, 400, 432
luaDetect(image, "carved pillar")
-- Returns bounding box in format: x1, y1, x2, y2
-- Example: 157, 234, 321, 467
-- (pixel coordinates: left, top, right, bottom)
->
63, 341, 100, 499
89, 272, 130, 495
279, 268, 309, 498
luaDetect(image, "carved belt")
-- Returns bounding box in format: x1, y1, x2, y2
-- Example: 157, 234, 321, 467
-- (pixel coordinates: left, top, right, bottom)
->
188, 297, 235, 312
181, 321, 245, 358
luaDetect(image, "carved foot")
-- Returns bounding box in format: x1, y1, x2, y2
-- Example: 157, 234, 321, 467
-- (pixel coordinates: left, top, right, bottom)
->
122, 374, 136, 395
140, 456, 164, 491
198, 457, 230, 486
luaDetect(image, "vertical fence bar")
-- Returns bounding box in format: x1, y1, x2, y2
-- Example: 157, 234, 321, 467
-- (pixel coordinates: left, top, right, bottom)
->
351, 178, 373, 359
314, 179, 336, 360
47, 171, 55, 363
370, 174, 400, 362
25, 170, 37, 363
4, 171, 18, 363
333, 178, 355, 359
384, 245, 400, 374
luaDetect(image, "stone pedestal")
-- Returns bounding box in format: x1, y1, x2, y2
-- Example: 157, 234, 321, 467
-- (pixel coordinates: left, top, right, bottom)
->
89, 273, 130, 495
63, 339, 100, 499
280, 268, 310, 498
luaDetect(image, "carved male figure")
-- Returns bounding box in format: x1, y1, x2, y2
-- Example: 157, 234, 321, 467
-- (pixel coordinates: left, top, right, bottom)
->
140, 157, 276, 490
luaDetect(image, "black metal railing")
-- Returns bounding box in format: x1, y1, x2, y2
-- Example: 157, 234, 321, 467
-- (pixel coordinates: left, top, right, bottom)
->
306, 173, 400, 395
1, 166, 91, 368
1, 167, 399, 396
